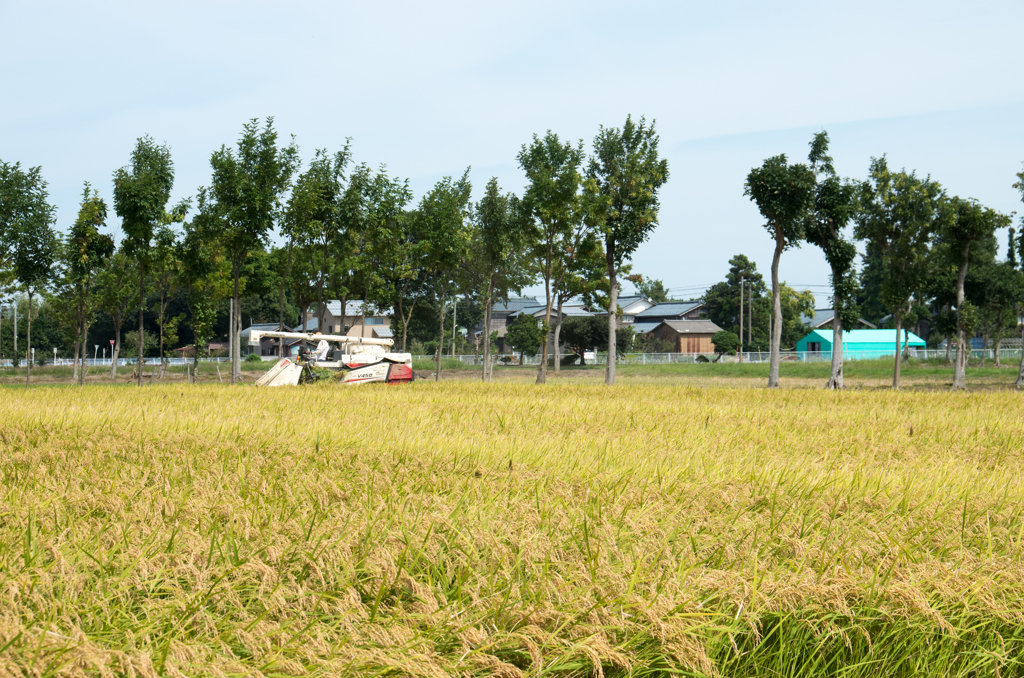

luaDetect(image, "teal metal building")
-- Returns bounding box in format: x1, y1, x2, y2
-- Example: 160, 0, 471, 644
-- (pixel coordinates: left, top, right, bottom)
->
795, 329, 926, 359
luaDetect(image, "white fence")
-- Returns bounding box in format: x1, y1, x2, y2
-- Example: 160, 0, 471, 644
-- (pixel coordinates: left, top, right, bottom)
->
416, 347, 1024, 366
3, 348, 1021, 369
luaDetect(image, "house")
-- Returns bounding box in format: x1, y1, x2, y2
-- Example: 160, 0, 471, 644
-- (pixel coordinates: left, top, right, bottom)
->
796, 329, 926, 358
635, 301, 705, 322
296, 300, 393, 340
615, 295, 656, 326
803, 308, 876, 330
240, 323, 290, 357
504, 303, 599, 353
651, 320, 723, 353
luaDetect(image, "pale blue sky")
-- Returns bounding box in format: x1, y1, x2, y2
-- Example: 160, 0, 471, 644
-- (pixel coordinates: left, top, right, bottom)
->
3, 1, 1022, 304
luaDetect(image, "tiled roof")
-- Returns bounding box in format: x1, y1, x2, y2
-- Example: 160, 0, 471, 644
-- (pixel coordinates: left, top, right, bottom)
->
635, 302, 702, 318
631, 322, 662, 335
658, 320, 722, 334
374, 327, 394, 338
492, 297, 541, 313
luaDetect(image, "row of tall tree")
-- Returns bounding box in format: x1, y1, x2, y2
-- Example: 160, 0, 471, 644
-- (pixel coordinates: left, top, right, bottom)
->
744, 131, 1024, 389
0, 115, 669, 387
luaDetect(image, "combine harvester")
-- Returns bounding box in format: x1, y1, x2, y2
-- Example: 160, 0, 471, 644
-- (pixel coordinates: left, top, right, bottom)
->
249, 330, 415, 387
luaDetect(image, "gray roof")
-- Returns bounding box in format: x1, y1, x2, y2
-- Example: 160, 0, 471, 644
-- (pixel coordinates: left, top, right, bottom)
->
323, 300, 391, 317
240, 323, 285, 338
805, 308, 877, 329
294, 317, 320, 332
805, 308, 834, 328
635, 301, 702, 318
631, 322, 662, 335
657, 319, 722, 334
374, 327, 394, 338
510, 304, 595, 319
492, 297, 541, 313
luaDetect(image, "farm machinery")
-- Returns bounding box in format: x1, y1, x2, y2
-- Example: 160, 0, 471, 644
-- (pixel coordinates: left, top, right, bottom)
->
249, 330, 415, 387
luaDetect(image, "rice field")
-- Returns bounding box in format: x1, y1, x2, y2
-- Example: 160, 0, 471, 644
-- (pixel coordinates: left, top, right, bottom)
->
2, 381, 1024, 677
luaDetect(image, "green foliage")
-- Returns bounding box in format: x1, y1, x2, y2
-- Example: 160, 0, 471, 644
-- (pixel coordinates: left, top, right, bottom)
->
626, 274, 669, 302
505, 313, 545, 358
585, 116, 669, 270
702, 254, 770, 351
560, 315, 604, 362
121, 330, 157, 358
712, 330, 739, 355
244, 352, 263, 363
854, 156, 949, 322
744, 154, 815, 252
804, 131, 860, 330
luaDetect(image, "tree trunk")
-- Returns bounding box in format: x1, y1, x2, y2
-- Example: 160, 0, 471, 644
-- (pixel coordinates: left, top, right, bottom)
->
826, 313, 844, 389
232, 272, 241, 384
482, 277, 493, 382
553, 297, 564, 374
994, 307, 1004, 368
892, 311, 903, 389
138, 267, 145, 387
435, 293, 446, 382
606, 246, 618, 386
25, 291, 32, 388
158, 290, 165, 369
1015, 304, 1024, 389
952, 250, 969, 390
72, 335, 80, 383
109, 324, 121, 379
980, 325, 989, 368
279, 240, 293, 358
768, 231, 784, 388
537, 279, 552, 385
79, 320, 90, 386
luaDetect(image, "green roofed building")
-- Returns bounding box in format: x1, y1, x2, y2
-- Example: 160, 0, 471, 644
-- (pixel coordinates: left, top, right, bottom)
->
796, 329, 926, 359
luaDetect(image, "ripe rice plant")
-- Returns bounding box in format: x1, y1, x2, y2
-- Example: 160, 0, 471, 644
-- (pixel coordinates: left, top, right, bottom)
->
1, 382, 1023, 676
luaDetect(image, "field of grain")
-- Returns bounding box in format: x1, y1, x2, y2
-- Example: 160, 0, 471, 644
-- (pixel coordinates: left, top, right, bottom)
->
2, 382, 1024, 677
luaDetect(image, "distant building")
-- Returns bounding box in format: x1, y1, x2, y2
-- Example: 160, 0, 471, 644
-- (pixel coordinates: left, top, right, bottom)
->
796, 329, 926, 358
240, 322, 290, 356
631, 302, 705, 336
297, 300, 393, 340
803, 308, 876, 330
651, 320, 723, 353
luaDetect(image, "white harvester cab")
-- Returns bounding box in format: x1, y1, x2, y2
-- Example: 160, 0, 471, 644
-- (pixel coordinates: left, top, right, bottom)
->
249, 330, 415, 387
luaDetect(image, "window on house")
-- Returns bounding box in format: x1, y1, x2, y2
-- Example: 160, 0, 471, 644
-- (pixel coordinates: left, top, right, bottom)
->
365, 317, 383, 325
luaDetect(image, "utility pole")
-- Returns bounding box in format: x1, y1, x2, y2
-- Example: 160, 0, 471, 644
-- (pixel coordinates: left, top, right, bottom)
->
748, 286, 753, 353
739, 277, 744, 362
13, 300, 17, 368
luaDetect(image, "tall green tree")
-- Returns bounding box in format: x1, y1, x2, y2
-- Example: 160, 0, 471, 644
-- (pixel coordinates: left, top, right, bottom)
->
744, 153, 815, 388
1, 161, 57, 386
96, 250, 139, 380
465, 178, 532, 382
518, 131, 590, 383
416, 171, 472, 381
209, 117, 299, 383
854, 156, 948, 389
64, 185, 114, 384
113, 135, 180, 386
178, 188, 231, 381
1012, 167, 1024, 389
703, 254, 770, 352
804, 131, 859, 389
284, 145, 367, 332
149, 224, 181, 364
505, 311, 545, 363
944, 198, 1009, 389
585, 116, 669, 386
